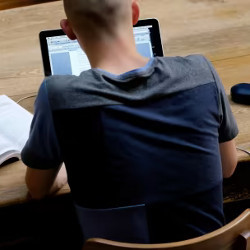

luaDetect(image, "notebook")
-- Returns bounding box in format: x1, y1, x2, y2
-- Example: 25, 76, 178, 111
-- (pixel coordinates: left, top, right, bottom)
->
39, 18, 164, 76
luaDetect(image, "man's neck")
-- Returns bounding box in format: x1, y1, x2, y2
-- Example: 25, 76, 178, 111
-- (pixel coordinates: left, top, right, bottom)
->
80, 35, 150, 75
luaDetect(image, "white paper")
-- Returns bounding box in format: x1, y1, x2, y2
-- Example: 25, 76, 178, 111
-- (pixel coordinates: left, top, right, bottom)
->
0, 95, 33, 165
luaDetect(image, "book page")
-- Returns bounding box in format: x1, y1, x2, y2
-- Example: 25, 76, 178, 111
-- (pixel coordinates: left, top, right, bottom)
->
0, 134, 20, 165
0, 95, 33, 164
0, 134, 19, 154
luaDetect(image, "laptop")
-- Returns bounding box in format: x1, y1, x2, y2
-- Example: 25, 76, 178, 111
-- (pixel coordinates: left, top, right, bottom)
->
39, 18, 164, 77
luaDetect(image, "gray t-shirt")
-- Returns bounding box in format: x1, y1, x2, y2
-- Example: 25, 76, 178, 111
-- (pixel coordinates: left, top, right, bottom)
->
22, 55, 238, 243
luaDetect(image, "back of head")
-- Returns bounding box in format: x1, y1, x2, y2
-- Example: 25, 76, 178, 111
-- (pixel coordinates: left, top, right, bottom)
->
63, 0, 133, 41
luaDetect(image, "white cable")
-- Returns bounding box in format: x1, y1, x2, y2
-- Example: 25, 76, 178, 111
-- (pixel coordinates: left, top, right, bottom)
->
236, 147, 250, 156
16, 94, 37, 104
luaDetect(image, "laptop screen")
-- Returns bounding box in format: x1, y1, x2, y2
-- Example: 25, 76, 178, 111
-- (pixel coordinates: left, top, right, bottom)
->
40, 19, 164, 76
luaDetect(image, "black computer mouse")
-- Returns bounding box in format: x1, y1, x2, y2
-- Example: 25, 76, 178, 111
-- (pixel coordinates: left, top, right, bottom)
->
231, 83, 250, 105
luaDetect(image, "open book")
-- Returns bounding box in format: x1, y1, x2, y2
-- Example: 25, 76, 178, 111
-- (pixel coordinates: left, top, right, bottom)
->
0, 95, 33, 166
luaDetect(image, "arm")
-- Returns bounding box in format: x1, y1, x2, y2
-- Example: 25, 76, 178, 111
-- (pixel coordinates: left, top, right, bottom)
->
219, 139, 238, 178
21, 81, 66, 199
202, 57, 239, 178
25, 163, 68, 200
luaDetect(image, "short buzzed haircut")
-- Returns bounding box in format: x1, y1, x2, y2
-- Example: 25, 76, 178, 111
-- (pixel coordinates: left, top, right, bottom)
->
63, 0, 132, 40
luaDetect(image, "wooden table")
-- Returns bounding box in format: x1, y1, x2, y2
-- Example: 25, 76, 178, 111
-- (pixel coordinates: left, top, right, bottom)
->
1, 0, 250, 208
0, 0, 59, 11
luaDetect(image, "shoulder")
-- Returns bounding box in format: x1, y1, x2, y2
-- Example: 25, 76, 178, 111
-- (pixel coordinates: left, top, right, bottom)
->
44, 70, 98, 91
152, 55, 216, 94
44, 74, 82, 93
41, 71, 97, 110
158, 54, 213, 75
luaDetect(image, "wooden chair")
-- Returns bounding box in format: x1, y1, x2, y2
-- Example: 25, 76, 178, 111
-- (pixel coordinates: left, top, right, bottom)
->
82, 209, 250, 250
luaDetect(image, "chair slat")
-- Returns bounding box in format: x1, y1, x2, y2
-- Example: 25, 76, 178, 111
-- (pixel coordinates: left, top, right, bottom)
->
83, 209, 250, 250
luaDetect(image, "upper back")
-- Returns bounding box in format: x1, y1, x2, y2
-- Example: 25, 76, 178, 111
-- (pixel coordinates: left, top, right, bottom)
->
46, 55, 226, 242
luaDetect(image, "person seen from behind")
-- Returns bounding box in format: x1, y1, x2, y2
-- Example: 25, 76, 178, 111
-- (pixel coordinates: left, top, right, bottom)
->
22, 0, 238, 245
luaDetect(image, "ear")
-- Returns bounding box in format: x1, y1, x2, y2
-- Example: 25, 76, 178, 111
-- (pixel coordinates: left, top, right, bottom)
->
60, 19, 77, 40
132, 0, 140, 25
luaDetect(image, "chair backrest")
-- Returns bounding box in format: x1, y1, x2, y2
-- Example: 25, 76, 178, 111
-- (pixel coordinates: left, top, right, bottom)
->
82, 209, 250, 250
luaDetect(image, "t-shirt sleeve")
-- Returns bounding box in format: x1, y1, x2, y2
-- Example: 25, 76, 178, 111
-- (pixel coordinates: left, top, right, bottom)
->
21, 80, 63, 169
203, 56, 239, 143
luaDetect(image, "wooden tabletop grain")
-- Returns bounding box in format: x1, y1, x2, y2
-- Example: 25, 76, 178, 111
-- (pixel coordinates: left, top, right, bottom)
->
0, 0, 59, 11
0, 0, 250, 207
